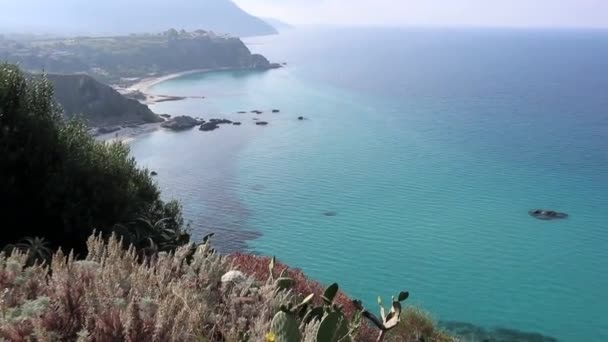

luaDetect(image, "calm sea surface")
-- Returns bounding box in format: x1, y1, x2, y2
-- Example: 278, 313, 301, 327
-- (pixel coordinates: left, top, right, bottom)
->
130, 28, 608, 341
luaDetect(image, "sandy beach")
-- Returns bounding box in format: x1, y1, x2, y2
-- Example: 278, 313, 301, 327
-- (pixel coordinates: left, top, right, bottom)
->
114, 67, 239, 105
128, 68, 234, 93
95, 122, 163, 144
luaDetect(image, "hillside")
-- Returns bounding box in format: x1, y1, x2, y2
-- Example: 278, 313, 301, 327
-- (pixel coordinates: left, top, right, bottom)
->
0, 0, 277, 37
1, 30, 278, 83
263, 17, 295, 31
46, 74, 161, 127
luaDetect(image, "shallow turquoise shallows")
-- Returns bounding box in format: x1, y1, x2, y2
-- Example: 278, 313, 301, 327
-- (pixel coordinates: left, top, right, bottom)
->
129, 28, 608, 341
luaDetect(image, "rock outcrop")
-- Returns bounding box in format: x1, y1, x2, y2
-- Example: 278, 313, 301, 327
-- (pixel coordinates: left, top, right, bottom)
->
200, 122, 220, 132
161, 116, 201, 130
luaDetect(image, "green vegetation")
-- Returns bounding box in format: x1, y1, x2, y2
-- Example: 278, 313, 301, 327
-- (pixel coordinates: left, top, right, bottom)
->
0, 234, 456, 341
0, 30, 275, 84
0, 64, 187, 256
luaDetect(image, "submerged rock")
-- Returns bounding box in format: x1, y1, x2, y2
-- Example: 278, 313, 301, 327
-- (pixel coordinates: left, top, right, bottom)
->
297, 116, 304, 120
529, 209, 568, 220
323, 211, 337, 217
441, 321, 558, 342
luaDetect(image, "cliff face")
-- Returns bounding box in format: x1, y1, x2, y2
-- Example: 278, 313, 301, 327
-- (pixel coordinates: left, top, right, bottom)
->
1, 31, 275, 82
46, 74, 161, 127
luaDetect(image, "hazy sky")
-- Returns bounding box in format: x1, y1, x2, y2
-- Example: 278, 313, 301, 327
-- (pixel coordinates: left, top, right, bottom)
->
234, 0, 608, 28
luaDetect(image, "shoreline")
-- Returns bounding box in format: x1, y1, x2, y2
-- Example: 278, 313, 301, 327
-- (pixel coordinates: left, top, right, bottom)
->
114, 67, 252, 105
94, 122, 163, 144
128, 67, 238, 93
104, 65, 281, 142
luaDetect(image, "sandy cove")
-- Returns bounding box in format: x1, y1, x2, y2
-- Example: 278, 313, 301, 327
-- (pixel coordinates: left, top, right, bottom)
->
115, 67, 241, 104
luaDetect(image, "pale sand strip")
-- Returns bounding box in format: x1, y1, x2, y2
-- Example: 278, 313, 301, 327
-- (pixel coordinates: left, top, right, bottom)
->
128, 67, 238, 93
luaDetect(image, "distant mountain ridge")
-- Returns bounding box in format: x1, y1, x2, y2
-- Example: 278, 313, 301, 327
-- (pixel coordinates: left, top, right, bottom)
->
0, 0, 277, 37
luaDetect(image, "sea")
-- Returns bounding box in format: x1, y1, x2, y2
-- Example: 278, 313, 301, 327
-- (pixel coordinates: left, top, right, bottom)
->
129, 27, 608, 341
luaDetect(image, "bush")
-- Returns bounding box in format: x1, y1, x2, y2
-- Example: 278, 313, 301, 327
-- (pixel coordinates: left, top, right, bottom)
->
0, 235, 456, 342
0, 64, 186, 255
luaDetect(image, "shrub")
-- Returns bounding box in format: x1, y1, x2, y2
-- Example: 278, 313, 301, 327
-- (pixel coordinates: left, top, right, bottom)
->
0, 64, 186, 254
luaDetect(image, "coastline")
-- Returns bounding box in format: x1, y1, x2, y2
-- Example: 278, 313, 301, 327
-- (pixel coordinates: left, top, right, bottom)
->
95, 122, 163, 144
105, 66, 277, 142
127, 67, 238, 93
114, 67, 250, 105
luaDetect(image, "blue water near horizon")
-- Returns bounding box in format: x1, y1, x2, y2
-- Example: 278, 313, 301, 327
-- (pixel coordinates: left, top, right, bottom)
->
130, 28, 608, 341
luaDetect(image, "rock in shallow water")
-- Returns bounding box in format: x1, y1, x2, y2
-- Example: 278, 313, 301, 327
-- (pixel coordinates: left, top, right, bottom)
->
199, 122, 220, 131
323, 211, 337, 217
528, 209, 568, 220
161, 115, 200, 130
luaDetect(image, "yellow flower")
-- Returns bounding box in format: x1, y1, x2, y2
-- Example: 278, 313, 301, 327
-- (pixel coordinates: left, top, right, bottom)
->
265, 331, 276, 342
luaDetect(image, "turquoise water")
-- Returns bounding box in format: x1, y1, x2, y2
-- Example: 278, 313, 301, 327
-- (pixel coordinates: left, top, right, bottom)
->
130, 28, 608, 341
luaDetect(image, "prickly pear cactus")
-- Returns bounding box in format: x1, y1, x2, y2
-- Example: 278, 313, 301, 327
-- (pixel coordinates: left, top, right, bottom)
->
271, 309, 302, 342
316, 311, 351, 342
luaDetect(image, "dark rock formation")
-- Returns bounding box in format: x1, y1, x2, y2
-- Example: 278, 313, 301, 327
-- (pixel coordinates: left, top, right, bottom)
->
529, 209, 568, 220
298, 116, 304, 120
255, 121, 269, 126
209, 118, 233, 125
272, 109, 280, 113
45, 74, 161, 127
199, 122, 220, 132
161, 115, 200, 130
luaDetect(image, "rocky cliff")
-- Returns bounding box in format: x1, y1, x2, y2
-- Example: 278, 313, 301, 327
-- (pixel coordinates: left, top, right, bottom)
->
46, 74, 161, 127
